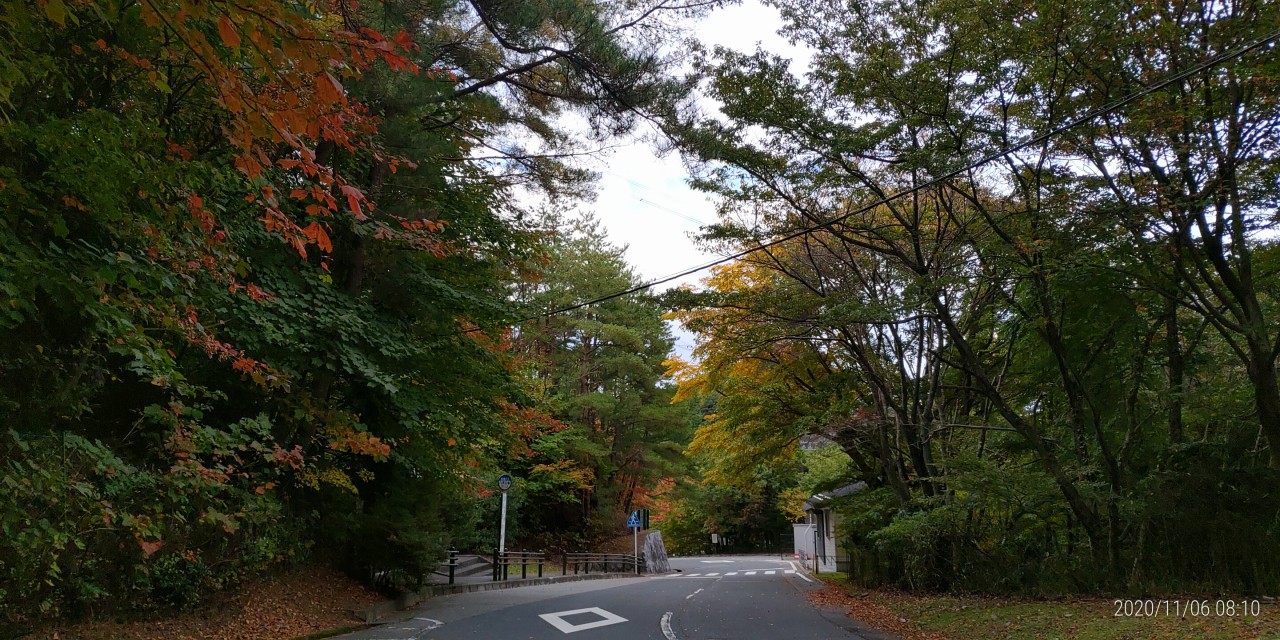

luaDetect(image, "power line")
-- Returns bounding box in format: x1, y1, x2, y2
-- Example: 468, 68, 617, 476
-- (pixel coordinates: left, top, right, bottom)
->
503, 28, 1280, 327
636, 197, 707, 226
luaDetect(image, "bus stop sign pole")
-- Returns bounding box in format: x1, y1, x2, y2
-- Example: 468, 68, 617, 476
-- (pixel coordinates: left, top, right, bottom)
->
498, 474, 512, 554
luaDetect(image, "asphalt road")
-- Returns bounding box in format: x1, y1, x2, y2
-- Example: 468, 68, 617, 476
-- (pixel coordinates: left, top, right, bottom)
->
339, 554, 899, 640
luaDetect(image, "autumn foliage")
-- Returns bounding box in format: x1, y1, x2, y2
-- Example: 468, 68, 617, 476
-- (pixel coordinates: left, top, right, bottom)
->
2, 0, 704, 628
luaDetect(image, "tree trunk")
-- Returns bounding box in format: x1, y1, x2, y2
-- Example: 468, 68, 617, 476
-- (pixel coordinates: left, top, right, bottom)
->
1165, 300, 1185, 444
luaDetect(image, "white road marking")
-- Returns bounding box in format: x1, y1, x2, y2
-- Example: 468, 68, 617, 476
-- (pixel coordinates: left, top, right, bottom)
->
686, 588, 703, 599
700, 560, 735, 563
683, 573, 701, 577
538, 607, 629, 634
414, 618, 444, 627
661, 612, 678, 640
785, 560, 797, 571
725, 572, 738, 576
745, 571, 757, 575
705, 572, 719, 576
765, 570, 776, 575
784, 570, 796, 574
794, 572, 814, 583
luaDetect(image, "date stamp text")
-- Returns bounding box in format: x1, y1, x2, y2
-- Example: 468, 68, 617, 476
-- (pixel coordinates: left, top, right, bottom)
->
1114, 599, 1263, 618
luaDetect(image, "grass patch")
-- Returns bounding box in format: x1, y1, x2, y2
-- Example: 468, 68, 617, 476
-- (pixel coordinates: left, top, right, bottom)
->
813, 577, 1280, 640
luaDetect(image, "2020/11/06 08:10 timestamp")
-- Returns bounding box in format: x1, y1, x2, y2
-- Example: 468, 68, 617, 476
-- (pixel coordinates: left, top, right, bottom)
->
1114, 600, 1264, 617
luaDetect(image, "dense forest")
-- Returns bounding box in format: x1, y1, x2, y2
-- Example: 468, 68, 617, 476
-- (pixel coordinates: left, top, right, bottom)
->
664, 0, 1280, 595
0, 0, 702, 626
3, 0, 1280, 631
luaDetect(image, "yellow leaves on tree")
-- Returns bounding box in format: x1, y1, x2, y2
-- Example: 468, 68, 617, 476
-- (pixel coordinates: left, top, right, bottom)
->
326, 426, 392, 460
530, 459, 594, 491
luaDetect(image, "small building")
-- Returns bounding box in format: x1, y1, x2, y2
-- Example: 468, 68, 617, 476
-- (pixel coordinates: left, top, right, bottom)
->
792, 482, 865, 573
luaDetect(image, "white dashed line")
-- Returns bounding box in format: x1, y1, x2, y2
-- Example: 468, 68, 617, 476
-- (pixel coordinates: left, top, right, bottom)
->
686, 588, 703, 600
661, 612, 678, 640
683, 573, 701, 577
725, 572, 738, 576
705, 572, 719, 576
765, 570, 776, 575
745, 571, 757, 575
784, 569, 796, 574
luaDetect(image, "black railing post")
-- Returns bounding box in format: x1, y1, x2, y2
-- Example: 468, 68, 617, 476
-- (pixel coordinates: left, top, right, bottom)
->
584, 551, 590, 574
503, 551, 509, 580
562, 551, 568, 576
538, 551, 544, 578
449, 549, 458, 584
521, 549, 528, 579
492, 548, 499, 581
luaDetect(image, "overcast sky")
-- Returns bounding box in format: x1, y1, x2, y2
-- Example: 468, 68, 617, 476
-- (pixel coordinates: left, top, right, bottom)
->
576, 0, 809, 358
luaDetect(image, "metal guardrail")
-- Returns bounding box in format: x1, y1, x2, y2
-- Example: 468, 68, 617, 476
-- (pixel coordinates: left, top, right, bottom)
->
562, 551, 644, 575
492, 549, 545, 581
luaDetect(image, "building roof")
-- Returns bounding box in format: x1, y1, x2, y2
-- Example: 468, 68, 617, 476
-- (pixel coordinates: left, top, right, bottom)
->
802, 482, 867, 511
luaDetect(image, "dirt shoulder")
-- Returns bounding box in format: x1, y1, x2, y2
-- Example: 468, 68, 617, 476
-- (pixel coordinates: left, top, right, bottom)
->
31, 565, 382, 640
809, 576, 1280, 640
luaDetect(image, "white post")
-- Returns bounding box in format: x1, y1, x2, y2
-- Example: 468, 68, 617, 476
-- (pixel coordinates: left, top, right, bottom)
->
499, 491, 508, 554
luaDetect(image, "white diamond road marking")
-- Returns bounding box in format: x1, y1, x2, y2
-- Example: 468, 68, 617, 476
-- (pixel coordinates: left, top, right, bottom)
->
538, 607, 629, 634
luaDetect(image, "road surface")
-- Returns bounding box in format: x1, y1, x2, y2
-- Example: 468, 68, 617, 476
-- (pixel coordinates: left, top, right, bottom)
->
338, 554, 898, 640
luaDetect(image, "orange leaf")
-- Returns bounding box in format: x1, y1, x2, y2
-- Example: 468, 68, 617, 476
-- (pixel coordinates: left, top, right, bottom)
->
217, 15, 241, 48
340, 184, 365, 219
316, 72, 345, 105
302, 221, 333, 252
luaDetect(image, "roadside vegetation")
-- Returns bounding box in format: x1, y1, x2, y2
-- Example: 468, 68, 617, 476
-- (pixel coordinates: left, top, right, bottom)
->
812, 575, 1280, 640
1, 0, 704, 632
663, 0, 1280, 600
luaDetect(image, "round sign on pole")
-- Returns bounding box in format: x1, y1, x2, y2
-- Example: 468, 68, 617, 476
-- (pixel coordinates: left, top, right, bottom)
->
497, 474, 512, 492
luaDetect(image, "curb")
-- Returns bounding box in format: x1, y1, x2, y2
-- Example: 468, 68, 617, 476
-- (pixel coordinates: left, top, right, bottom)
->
352, 572, 643, 623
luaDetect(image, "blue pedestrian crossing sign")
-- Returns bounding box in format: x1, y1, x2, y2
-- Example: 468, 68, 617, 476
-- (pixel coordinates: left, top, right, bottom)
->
627, 511, 641, 528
